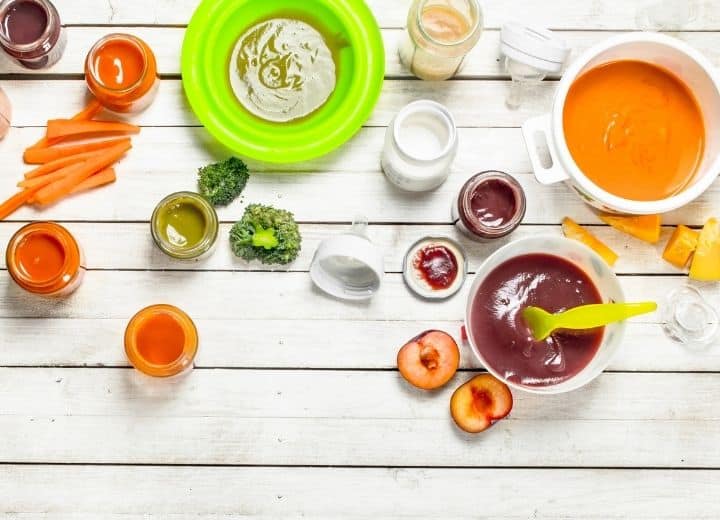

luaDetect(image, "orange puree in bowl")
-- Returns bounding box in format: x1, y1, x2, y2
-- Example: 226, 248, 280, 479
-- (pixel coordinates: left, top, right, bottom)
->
563, 60, 704, 201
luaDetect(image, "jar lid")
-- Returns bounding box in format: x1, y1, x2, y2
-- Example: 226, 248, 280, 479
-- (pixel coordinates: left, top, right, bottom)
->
500, 22, 569, 73
403, 236, 467, 300
310, 232, 384, 301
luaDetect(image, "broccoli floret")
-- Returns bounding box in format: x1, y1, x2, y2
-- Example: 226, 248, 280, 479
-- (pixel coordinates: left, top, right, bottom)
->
229, 204, 302, 265
197, 157, 249, 206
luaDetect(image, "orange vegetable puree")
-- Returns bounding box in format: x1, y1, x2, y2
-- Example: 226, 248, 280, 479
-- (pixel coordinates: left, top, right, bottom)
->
15, 232, 66, 282
91, 38, 145, 89
135, 312, 186, 366
563, 60, 704, 201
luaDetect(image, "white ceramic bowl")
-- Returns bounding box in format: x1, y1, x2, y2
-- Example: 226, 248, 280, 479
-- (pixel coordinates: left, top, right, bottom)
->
465, 236, 626, 394
522, 32, 720, 215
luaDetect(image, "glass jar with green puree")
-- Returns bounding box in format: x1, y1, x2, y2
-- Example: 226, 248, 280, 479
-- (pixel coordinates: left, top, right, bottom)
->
151, 192, 219, 260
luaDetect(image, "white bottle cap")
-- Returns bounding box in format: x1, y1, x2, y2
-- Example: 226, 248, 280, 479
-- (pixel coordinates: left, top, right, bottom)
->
500, 22, 570, 73
310, 218, 384, 301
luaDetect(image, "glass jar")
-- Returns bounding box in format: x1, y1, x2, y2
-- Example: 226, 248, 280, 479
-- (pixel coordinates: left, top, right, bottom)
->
85, 33, 159, 113
662, 285, 719, 350
452, 171, 526, 241
399, 0, 483, 80
6, 221, 85, 296
0, 0, 65, 69
0, 86, 10, 139
151, 191, 219, 260
382, 100, 458, 192
125, 304, 199, 377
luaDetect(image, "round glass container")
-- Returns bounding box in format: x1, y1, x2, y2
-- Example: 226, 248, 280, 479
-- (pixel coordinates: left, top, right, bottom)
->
381, 100, 458, 192
85, 33, 159, 113
125, 304, 198, 377
0, 0, 65, 69
151, 191, 219, 260
6, 221, 85, 296
662, 285, 719, 350
452, 170, 526, 241
399, 0, 483, 80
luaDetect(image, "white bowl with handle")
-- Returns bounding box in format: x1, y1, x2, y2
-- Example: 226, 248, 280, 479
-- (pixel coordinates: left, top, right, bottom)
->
521, 32, 720, 215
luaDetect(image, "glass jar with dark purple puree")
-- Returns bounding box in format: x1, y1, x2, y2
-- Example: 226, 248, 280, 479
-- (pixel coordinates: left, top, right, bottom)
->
452, 170, 526, 241
0, 0, 65, 69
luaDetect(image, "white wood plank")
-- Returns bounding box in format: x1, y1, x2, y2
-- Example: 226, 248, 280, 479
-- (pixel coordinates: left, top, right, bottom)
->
1, 466, 719, 519
3, 28, 720, 78
49, 0, 720, 30
0, 127, 717, 225
0, 222, 701, 275
0, 270, 715, 320
2, 79, 553, 128
0, 319, 716, 372
0, 369, 718, 467
3, 414, 717, 467
1, 369, 715, 420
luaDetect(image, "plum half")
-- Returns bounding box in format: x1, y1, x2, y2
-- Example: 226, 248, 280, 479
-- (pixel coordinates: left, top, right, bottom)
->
450, 374, 513, 433
397, 330, 460, 390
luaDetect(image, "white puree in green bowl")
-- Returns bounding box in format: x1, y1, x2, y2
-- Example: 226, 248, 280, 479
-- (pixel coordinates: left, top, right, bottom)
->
229, 18, 337, 123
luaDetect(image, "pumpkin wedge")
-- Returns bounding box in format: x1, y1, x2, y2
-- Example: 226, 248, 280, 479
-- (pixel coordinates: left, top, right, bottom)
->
689, 218, 720, 281
561, 217, 619, 267
662, 225, 699, 269
599, 214, 662, 244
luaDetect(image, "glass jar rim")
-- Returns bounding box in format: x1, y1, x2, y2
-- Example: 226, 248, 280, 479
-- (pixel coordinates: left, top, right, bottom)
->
458, 170, 527, 237
85, 33, 151, 95
0, 0, 57, 52
124, 304, 199, 377
415, 0, 483, 48
392, 100, 457, 164
151, 191, 219, 260
6, 222, 82, 292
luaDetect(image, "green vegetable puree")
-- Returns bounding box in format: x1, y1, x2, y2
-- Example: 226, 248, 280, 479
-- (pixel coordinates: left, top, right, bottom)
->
157, 198, 207, 249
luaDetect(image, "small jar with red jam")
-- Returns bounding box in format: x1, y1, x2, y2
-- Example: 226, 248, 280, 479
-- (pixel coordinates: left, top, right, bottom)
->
452, 170, 526, 241
403, 236, 467, 300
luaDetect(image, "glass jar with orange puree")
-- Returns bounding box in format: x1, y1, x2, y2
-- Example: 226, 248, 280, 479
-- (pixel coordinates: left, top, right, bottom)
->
5, 222, 85, 296
125, 304, 198, 377
85, 33, 159, 113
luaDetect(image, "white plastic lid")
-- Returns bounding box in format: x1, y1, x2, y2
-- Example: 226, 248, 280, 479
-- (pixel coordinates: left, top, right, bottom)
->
310, 222, 384, 301
500, 22, 570, 73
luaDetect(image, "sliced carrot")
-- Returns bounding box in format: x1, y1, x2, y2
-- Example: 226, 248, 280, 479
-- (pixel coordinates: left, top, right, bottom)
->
46, 119, 140, 141
25, 99, 105, 154
18, 161, 85, 190
23, 137, 131, 165
34, 141, 131, 206
23, 149, 107, 178
0, 188, 40, 220
70, 167, 116, 194
73, 98, 103, 121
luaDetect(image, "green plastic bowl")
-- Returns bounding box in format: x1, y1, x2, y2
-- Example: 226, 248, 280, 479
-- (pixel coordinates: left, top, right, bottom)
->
181, 0, 385, 164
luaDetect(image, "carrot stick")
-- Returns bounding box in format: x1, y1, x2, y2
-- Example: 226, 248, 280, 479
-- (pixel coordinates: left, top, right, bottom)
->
25, 99, 105, 153
23, 149, 107, 178
33, 141, 131, 206
0, 188, 39, 220
73, 99, 103, 121
46, 119, 140, 141
18, 161, 85, 190
70, 167, 116, 194
23, 137, 131, 165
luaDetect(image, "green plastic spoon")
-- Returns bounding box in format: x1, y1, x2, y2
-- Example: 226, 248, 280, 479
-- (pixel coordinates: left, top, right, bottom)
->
522, 302, 658, 341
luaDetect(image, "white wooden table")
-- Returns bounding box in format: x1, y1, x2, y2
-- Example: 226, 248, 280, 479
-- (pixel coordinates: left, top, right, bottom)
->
1, 1, 719, 517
